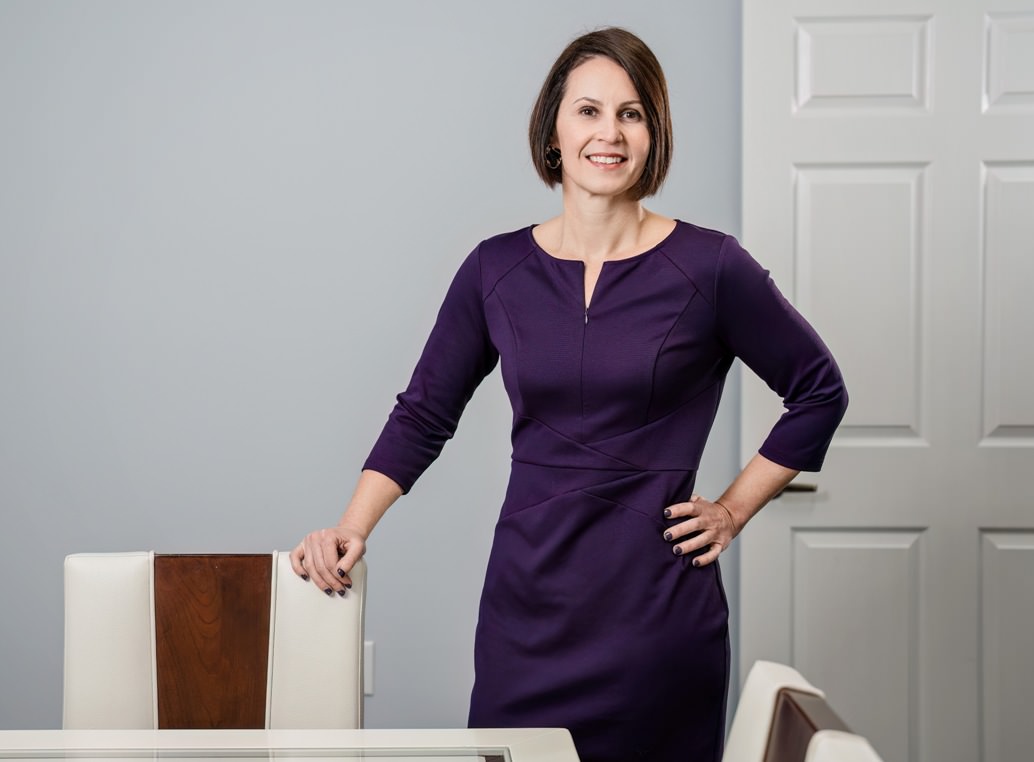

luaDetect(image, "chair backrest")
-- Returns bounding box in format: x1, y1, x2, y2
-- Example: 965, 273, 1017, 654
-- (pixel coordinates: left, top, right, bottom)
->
724, 661, 884, 762
63, 551, 365, 729
724, 661, 824, 762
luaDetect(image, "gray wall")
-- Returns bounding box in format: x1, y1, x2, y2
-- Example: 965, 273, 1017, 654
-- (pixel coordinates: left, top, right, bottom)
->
0, 0, 742, 729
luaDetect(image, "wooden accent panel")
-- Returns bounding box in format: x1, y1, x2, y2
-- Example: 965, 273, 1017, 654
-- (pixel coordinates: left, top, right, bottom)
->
764, 688, 851, 762
154, 554, 272, 729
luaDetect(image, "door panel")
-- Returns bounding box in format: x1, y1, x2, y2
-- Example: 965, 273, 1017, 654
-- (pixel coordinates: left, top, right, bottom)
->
791, 530, 922, 762
980, 532, 1034, 760
794, 163, 926, 440
981, 162, 1034, 441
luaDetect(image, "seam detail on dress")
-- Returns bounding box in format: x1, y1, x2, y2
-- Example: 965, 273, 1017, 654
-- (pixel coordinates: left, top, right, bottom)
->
586, 377, 724, 450
646, 290, 699, 421
711, 234, 743, 354
489, 290, 519, 372
712, 234, 732, 314
577, 488, 669, 527
497, 486, 670, 526
510, 457, 693, 474
480, 245, 535, 303
512, 415, 641, 469
659, 249, 709, 308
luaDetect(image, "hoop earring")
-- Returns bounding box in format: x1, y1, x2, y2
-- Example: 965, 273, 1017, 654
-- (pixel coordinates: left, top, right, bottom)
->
545, 146, 562, 170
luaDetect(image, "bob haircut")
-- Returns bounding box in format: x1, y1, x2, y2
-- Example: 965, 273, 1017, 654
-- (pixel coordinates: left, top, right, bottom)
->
529, 28, 673, 200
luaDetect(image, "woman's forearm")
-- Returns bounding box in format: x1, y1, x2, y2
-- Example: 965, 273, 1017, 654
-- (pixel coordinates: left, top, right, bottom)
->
337, 469, 405, 538
715, 453, 799, 533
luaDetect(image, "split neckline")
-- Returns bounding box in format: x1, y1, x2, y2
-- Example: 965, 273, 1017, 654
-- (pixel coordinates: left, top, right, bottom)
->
527, 220, 683, 266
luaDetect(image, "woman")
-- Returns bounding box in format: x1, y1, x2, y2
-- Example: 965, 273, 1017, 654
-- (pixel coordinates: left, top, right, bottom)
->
292, 27, 847, 762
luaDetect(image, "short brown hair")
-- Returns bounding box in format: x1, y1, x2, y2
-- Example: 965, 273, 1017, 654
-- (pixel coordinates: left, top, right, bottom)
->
529, 28, 673, 199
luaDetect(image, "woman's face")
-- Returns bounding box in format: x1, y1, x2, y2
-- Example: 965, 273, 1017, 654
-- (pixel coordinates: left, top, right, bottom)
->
552, 56, 651, 201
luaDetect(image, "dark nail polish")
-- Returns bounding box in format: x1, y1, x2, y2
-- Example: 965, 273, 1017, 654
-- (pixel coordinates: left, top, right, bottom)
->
692, 558, 700, 568
324, 588, 333, 596
663, 508, 672, 518
345, 583, 353, 589
673, 546, 683, 556
338, 569, 346, 578
337, 589, 347, 597
301, 574, 309, 581
664, 531, 673, 542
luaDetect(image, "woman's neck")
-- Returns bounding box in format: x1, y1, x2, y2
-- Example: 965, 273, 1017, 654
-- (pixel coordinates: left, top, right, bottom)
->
552, 194, 650, 263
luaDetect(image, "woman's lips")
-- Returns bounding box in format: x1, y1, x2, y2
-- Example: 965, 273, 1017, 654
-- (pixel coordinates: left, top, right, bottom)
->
587, 154, 626, 167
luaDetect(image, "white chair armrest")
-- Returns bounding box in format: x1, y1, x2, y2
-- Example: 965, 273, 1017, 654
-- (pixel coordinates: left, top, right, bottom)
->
804, 730, 884, 762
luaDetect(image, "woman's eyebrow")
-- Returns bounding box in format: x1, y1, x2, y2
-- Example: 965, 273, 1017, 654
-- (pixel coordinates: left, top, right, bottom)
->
572, 96, 644, 107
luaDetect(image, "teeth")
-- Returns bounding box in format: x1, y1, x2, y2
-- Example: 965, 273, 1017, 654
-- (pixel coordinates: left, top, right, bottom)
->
589, 155, 624, 164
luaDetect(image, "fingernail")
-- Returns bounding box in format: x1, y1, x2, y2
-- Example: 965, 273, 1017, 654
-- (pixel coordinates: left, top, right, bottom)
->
345, 583, 352, 589
692, 558, 700, 567
324, 588, 333, 596
301, 574, 309, 581
663, 508, 672, 518
337, 569, 346, 578
663, 531, 673, 542
337, 589, 347, 597
673, 546, 683, 556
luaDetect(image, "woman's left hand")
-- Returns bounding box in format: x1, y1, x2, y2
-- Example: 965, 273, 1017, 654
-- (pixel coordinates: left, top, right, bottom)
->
662, 494, 741, 567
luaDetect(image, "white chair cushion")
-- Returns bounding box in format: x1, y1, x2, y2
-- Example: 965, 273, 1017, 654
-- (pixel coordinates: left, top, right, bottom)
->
267, 552, 366, 728
63, 552, 155, 729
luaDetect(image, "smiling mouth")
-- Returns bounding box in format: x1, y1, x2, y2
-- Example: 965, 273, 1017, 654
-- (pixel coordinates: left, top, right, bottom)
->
587, 155, 626, 166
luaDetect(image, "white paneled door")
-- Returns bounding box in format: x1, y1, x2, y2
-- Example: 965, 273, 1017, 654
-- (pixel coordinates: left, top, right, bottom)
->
740, 2, 1034, 761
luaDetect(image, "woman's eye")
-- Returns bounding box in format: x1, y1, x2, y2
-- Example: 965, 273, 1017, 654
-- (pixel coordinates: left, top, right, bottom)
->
579, 106, 597, 116
622, 110, 642, 121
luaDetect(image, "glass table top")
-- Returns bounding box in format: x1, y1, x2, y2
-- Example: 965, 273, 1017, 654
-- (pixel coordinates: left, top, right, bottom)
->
0, 730, 579, 762
0, 752, 507, 762
0, 750, 507, 762
0, 752, 502, 756
0, 729, 578, 762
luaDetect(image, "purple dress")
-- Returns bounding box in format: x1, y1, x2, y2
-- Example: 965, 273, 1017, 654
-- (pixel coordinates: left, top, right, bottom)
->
364, 221, 847, 762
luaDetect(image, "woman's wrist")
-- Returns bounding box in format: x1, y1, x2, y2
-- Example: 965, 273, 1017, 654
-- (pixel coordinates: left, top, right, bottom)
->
336, 514, 372, 540
713, 499, 742, 535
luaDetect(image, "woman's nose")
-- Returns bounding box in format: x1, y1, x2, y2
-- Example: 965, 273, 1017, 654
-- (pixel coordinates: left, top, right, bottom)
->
596, 115, 623, 143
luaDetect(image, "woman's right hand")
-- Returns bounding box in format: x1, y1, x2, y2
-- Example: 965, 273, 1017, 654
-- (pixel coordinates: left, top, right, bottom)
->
290, 525, 366, 597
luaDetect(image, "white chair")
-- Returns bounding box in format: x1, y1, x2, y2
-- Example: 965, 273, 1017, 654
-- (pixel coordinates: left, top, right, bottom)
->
723, 660, 825, 762
804, 730, 884, 762
724, 661, 887, 762
63, 551, 365, 729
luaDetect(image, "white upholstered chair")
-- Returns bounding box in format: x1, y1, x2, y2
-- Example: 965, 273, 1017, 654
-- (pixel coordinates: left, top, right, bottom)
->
723, 660, 885, 762
723, 661, 885, 760
723, 660, 824, 762
63, 551, 365, 729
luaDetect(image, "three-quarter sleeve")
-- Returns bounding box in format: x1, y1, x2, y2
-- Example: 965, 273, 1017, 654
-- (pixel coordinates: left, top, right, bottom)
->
363, 246, 499, 493
714, 235, 848, 471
